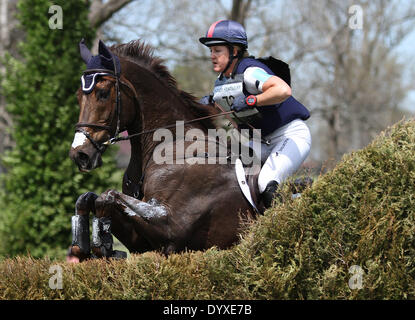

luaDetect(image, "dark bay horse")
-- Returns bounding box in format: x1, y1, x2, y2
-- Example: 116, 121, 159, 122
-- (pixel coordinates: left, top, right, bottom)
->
69, 40, 261, 260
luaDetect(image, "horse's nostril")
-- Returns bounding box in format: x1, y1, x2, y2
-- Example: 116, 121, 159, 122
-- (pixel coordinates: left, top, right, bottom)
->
77, 151, 89, 165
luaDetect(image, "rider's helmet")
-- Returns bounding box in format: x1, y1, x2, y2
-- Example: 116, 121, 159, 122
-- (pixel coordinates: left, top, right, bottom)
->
200, 20, 248, 77
199, 20, 248, 49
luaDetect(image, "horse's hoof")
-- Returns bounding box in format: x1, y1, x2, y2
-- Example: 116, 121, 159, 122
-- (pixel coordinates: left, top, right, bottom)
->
91, 246, 103, 258
70, 245, 90, 262
111, 250, 127, 260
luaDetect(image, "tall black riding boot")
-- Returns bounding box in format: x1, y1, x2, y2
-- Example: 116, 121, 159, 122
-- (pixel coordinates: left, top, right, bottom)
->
262, 180, 279, 209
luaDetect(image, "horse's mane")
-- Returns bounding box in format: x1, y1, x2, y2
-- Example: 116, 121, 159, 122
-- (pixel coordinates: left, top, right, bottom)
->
110, 40, 217, 127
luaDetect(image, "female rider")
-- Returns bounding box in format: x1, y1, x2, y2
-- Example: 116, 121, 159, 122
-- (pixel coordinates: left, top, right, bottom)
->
199, 20, 312, 208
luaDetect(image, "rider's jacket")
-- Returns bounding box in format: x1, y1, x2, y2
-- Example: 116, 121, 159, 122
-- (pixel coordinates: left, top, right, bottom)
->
212, 57, 310, 136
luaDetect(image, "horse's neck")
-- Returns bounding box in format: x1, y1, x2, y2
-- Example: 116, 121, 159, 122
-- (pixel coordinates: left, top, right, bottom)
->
128, 66, 206, 169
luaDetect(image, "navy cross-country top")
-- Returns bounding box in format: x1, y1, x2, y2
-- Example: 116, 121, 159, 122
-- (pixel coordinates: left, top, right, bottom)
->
213, 57, 310, 137
237, 58, 309, 136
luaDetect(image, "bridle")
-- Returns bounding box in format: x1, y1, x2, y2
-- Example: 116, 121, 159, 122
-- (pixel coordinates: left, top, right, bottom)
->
75, 68, 139, 153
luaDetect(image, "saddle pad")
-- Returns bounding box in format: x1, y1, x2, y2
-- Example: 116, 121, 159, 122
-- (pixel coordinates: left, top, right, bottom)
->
235, 158, 259, 213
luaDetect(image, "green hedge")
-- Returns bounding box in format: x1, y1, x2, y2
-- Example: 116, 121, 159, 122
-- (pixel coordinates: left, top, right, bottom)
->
1, 119, 414, 299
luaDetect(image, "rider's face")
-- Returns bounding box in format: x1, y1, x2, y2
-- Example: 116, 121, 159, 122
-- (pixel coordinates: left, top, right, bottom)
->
209, 45, 230, 73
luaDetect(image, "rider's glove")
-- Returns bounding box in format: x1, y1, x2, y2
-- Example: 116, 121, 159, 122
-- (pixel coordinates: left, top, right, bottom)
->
231, 95, 257, 112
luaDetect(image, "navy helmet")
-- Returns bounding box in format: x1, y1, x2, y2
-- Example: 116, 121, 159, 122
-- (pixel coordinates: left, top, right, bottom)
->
199, 20, 248, 48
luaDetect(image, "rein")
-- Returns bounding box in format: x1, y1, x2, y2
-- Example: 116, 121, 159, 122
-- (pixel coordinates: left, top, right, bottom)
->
103, 109, 236, 145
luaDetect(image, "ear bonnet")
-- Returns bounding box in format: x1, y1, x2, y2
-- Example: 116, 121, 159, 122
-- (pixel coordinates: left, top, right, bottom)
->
79, 39, 121, 94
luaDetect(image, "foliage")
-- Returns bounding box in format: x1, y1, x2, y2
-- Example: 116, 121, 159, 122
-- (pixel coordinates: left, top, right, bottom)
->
0, 119, 414, 299
0, 0, 118, 258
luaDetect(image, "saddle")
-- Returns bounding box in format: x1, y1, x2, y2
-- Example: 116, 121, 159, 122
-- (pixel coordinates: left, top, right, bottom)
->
235, 159, 313, 215
234, 158, 263, 214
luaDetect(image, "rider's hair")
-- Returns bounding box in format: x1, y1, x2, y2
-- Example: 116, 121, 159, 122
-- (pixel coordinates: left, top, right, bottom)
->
228, 45, 246, 58
234, 45, 249, 58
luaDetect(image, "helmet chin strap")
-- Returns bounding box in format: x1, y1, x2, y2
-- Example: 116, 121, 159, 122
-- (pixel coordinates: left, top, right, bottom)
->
219, 45, 241, 79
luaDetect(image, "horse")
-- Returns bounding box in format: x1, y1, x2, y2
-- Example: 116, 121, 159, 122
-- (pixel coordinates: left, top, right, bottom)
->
68, 39, 263, 260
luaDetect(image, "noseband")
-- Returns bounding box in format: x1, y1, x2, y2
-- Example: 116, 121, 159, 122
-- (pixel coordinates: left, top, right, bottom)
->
75, 68, 138, 153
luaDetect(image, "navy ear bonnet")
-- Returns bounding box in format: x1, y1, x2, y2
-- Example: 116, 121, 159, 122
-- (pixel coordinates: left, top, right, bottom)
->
79, 39, 121, 94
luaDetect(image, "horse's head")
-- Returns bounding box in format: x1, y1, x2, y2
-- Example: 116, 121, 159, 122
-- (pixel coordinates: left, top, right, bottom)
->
70, 40, 137, 172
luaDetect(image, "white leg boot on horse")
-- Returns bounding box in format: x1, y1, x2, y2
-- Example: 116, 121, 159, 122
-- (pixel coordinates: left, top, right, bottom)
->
71, 191, 128, 260
70, 192, 97, 261
94, 189, 178, 256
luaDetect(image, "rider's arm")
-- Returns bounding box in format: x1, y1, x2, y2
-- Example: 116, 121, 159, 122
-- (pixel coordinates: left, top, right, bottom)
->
244, 67, 291, 106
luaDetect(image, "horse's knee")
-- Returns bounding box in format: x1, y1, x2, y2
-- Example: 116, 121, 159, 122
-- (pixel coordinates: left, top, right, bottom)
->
95, 189, 119, 217
75, 191, 98, 215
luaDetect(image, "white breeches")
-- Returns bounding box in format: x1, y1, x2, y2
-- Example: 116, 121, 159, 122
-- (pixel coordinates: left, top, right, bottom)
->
249, 119, 312, 193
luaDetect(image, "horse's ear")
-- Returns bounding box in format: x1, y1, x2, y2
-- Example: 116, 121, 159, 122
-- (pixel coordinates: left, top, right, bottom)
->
79, 38, 92, 64
98, 40, 112, 60
98, 40, 120, 75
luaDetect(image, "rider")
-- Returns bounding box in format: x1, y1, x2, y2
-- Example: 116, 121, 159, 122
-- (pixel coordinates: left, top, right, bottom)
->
199, 20, 312, 209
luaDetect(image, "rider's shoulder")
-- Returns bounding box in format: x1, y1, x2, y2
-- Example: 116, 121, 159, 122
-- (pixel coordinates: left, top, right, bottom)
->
237, 57, 272, 75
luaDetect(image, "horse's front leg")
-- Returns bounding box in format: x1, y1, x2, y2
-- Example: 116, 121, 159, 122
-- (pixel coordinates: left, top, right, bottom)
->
70, 192, 98, 261
95, 189, 176, 255
90, 193, 127, 259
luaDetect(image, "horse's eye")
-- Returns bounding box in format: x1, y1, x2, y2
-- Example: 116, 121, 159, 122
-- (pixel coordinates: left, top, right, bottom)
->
96, 89, 110, 101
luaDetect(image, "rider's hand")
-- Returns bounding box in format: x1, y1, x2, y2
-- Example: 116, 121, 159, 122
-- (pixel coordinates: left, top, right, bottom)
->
231, 95, 257, 112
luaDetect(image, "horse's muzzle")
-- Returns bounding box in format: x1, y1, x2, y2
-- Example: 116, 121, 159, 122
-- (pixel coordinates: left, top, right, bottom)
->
69, 147, 103, 172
